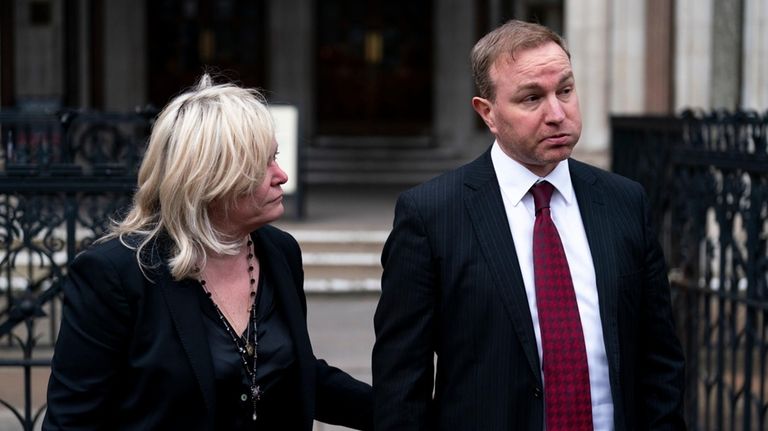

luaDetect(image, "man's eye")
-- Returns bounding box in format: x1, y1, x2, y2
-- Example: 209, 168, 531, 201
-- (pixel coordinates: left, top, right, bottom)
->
523, 95, 540, 103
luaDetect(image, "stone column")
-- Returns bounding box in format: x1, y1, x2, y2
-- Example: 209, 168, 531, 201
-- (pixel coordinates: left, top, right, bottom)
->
103, 0, 145, 110
710, 0, 743, 110
0, 0, 6, 105
435, 0, 477, 157
77, 0, 91, 108
610, 0, 646, 114
15, 0, 65, 104
675, 0, 714, 111
566, 0, 610, 162
644, 0, 675, 113
741, 0, 768, 111
268, 0, 314, 136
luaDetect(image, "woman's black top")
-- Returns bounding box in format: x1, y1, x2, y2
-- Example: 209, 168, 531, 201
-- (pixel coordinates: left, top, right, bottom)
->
199, 268, 298, 430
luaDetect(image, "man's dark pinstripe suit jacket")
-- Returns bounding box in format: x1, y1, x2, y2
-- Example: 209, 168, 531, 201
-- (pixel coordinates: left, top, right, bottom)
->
372, 149, 686, 431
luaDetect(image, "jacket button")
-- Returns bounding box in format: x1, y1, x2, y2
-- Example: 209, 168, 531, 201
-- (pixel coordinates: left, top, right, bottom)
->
533, 387, 543, 398
240, 393, 248, 402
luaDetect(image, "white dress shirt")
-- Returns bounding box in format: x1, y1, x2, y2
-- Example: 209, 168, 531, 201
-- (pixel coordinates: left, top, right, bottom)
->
490, 142, 614, 431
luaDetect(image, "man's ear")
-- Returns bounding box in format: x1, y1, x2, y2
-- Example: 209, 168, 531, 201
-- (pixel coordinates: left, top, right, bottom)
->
472, 96, 495, 131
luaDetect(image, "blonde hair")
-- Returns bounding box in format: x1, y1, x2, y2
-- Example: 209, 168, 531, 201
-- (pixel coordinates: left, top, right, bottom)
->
471, 19, 570, 101
106, 74, 275, 280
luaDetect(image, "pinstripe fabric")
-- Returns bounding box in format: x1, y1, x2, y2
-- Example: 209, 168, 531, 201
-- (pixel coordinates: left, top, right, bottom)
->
373, 148, 686, 431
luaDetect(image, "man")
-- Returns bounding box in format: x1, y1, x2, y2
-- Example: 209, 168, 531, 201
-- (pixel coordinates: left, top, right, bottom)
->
372, 20, 685, 431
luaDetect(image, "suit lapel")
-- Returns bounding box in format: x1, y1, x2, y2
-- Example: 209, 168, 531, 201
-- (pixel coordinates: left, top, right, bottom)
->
252, 229, 313, 359
158, 268, 216, 427
464, 151, 542, 383
569, 159, 621, 381
252, 229, 316, 429
160, 229, 314, 430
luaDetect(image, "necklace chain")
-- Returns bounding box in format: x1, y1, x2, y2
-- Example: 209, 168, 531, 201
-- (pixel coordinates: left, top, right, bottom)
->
199, 237, 261, 421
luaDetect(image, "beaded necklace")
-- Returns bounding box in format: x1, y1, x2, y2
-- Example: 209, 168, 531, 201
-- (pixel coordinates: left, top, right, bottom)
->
199, 238, 261, 421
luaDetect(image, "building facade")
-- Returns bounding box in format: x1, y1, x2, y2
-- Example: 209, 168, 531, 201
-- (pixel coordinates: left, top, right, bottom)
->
1, 0, 766, 185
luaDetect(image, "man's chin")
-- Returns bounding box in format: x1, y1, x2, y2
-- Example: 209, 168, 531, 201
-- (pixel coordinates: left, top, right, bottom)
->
544, 147, 574, 163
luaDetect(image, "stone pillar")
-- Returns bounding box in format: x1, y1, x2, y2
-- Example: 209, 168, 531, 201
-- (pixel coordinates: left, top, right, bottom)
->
644, 0, 675, 114
0, 0, 8, 106
710, 0, 743, 109
566, 0, 610, 159
675, 0, 714, 111
77, 0, 91, 108
741, 0, 768, 111
15, 0, 65, 105
268, 0, 314, 136
610, 0, 646, 114
435, 0, 477, 156
103, 0, 145, 110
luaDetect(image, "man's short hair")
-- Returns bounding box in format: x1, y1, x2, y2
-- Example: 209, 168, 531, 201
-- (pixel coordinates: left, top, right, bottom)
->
471, 19, 570, 101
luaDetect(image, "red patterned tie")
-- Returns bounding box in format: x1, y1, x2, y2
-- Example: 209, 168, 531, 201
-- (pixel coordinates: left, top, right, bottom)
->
531, 181, 593, 431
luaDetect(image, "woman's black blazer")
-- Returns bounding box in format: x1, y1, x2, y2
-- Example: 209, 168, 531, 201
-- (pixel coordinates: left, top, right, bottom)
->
43, 225, 372, 430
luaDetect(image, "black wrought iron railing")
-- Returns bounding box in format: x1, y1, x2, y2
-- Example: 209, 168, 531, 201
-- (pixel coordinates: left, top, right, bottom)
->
0, 108, 155, 430
612, 110, 768, 431
0, 108, 764, 430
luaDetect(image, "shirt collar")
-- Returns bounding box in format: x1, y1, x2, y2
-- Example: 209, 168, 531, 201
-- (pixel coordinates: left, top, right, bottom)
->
490, 141, 575, 206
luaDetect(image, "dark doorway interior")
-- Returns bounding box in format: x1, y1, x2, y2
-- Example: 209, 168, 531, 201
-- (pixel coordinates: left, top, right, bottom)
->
1, 0, 15, 107
146, 0, 267, 107
315, 1, 433, 136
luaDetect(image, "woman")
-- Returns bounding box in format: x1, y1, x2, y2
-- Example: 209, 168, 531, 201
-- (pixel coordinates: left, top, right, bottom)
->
44, 75, 372, 430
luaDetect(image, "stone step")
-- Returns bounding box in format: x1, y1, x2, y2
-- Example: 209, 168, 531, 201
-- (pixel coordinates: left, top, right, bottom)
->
299, 241, 383, 254
290, 229, 387, 293
303, 145, 463, 185
304, 262, 380, 279
304, 278, 380, 293
0, 229, 390, 296
303, 252, 380, 266
292, 230, 388, 254
290, 229, 389, 244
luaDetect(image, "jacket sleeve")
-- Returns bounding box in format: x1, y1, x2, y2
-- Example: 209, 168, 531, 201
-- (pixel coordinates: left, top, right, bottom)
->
43, 248, 133, 430
372, 192, 437, 430
637, 189, 687, 430
314, 360, 374, 430
278, 228, 374, 430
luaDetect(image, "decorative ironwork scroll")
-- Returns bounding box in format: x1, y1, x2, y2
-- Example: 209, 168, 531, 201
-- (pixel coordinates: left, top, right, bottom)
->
613, 110, 768, 431
0, 108, 154, 431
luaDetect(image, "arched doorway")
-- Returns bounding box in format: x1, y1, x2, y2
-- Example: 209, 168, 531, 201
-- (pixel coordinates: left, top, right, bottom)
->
315, 1, 433, 138
146, 0, 267, 107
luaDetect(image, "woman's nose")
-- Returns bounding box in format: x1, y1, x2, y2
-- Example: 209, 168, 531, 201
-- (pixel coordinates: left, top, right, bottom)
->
272, 162, 288, 185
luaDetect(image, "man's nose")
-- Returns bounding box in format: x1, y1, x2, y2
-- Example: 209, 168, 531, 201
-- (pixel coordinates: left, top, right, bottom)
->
544, 95, 566, 123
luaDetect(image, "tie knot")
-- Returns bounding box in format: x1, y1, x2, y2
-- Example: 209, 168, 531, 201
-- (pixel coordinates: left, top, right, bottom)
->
531, 181, 555, 213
